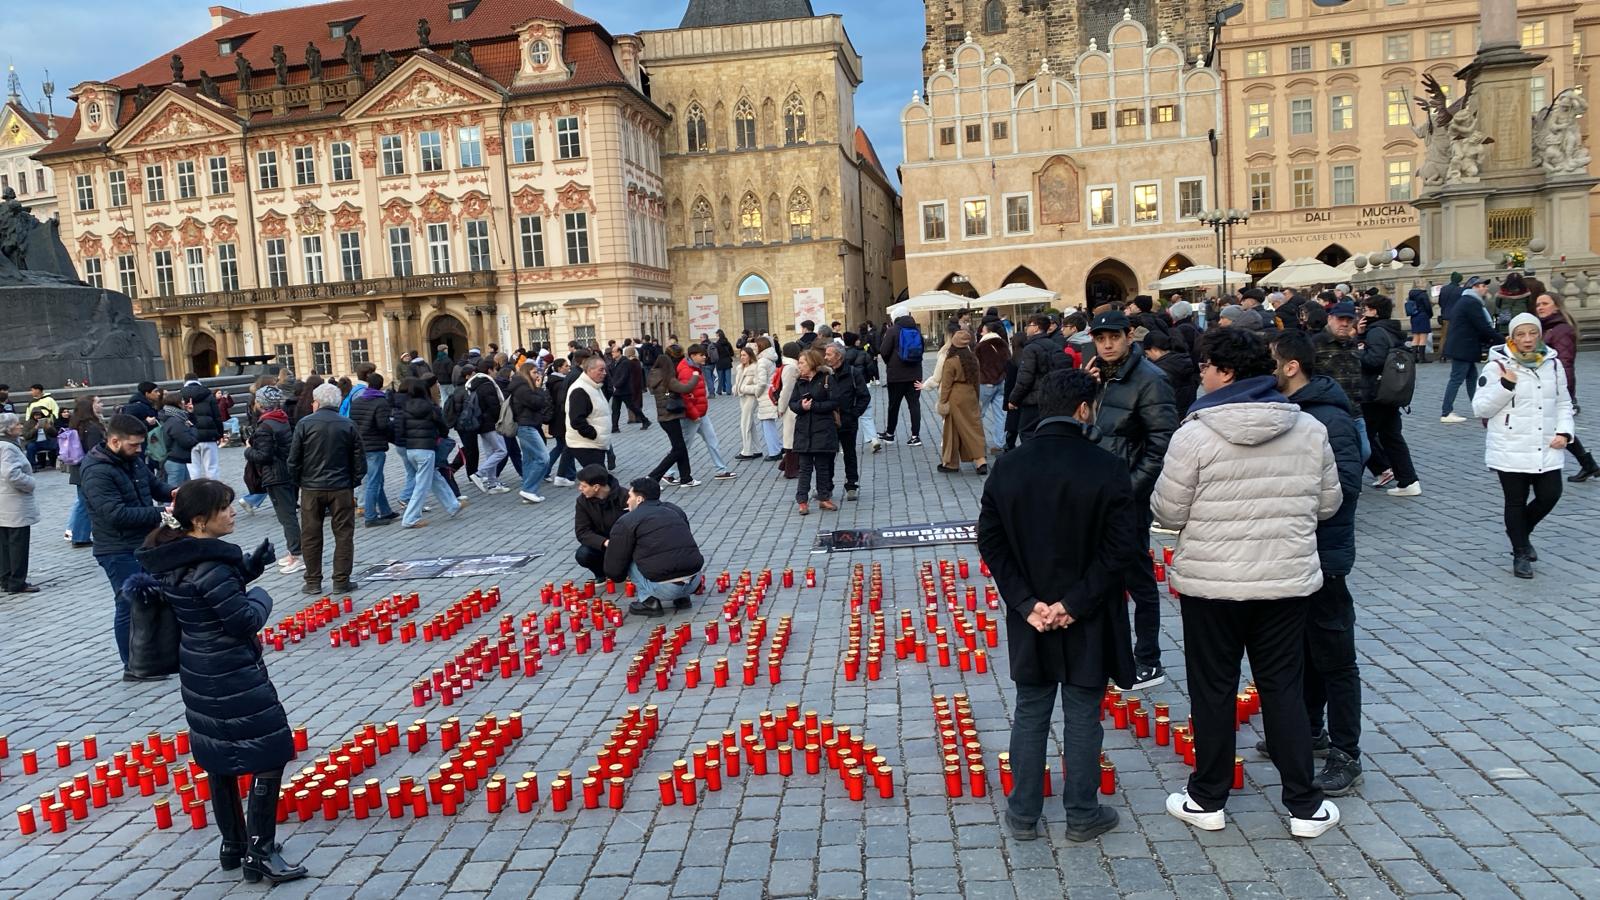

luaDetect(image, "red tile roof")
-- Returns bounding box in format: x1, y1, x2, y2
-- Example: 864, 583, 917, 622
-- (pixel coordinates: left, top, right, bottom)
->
39, 0, 639, 157
854, 126, 892, 186
3, 101, 64, 142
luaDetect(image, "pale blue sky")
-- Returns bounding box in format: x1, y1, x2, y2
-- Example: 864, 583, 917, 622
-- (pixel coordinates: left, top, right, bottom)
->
6, 1, 923, 179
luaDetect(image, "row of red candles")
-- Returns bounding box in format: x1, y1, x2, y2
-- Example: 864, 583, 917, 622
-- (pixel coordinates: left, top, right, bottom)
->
327, 592, 432, 648
656, 706, 894, 806
13, 730, 191, 835
261, 595, 345, 646
410, 622, 617, 708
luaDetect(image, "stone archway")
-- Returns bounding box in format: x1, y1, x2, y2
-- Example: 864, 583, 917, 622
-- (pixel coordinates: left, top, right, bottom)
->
935, 272, 980, 298
1317, 243, 1352, 267
1084, 259, 1138, 310
1001, 266, 1047, 289
427, 314, 469, 361
188, 331, 218, 378
1160, 254, 1194, 278
1246, 247, 1286, 283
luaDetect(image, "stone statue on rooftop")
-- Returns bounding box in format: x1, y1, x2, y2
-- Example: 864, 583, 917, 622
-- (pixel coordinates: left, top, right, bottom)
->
306, 42, 323, 81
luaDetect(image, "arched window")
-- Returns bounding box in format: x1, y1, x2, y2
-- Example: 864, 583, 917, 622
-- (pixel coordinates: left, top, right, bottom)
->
984, 0, 1005, 34
783, 94, 807, 145
738, 192, 763, 242
738, 274, 770, 296
734, 99, 757, 151
788, 188, 813, 240
691, 196, 714, 247
685, 103, 708, 153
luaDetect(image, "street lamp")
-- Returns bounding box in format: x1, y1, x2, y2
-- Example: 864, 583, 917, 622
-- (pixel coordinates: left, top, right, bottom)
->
1198, 207, 1251, 299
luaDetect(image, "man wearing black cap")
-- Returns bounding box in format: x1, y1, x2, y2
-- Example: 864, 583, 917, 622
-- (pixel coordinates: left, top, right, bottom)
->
1087, 310, 1178, 689
1440, 276, 1499, 423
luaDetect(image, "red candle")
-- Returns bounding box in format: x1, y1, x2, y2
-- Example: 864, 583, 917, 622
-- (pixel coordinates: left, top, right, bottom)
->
581, 778, 600, 810
658, 773, 675, 805
551, 779, 569, 812
153, 799, 173, 830
21, 748, 37, 775
47, 804, 67, 834
777, 745, 793, 777
1133, 709, 1151, 739
82, 735, 98, 760
293, 725, 309, 753
16, 805, 36, 836
55, 742, 71, 768
969, 764, 987, 797
1233, 756, 1245, 790
1100, 762, 1116, 795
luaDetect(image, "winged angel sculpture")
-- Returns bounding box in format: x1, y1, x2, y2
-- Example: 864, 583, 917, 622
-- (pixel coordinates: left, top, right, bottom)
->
1414, 73, 1492, 186
1532, 89, 1591, 177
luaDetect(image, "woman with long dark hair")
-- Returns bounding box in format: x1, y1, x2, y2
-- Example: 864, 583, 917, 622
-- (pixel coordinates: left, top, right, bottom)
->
1535, 293, 1599, 480
292, 374, 322, 425
131, 479, 307, 883
0, 413, 39, 592
936, 330, 988, 474
646, 345, 701, 486
788, 348, 840, 514
64, 395, 106, 547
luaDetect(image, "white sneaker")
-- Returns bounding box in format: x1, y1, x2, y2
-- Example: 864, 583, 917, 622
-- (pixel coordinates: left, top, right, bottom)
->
1440, 414, 1468, 424
279, 556, 306, 575
550, 476, 575, 487
235, 499, 254, 516
679, 479, 703, 488
519, 490, 545, 504
488, 485, 512, 495
1290, 800, 1340, 838
1370, 470, 1394, 488
1166, 791, 1226, 831
1386, 482, 1422, 497
469, 474, 489, 493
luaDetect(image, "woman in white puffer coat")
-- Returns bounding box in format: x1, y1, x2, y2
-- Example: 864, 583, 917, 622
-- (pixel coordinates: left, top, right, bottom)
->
1472, 312, 1576, 579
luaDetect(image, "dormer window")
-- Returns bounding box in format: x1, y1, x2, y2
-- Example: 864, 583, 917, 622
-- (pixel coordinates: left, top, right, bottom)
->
529, 40, 551, 66
86, 103, 103, 126
218, 39, 238, 55
448, 1, 480, 22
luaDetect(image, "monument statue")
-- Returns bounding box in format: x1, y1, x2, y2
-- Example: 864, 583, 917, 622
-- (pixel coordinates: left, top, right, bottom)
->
417, 18, 432, 47
0, 189, 163, 386
272, 45, 289, 86
170, 54, 184, 84
306, 42, 323, 81
134, 83, 153, 111
199, 70, 220, 102
235, 52, 252, 89
451, 40, 476, 71
1533, 89, 1591, 177
1415, 72, 1492, 187
375, 50, 398, 80
343, 33, 363, 76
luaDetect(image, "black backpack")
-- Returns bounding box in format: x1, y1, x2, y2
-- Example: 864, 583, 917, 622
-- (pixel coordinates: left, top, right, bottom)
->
1373, 347, 1417, 407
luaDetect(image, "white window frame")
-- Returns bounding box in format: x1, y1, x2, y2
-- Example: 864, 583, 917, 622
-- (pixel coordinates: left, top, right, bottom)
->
153, 250, 176, 297
427, 222, 452, 274
510, 120, 536, 164
564, 212, 590, 264
1001, 192, 1033, 236
74, 174, 95, 212
265, 238, 288, 287
117, 254, 138, 297
960, 196, 989, 240
292, 146, 316, 186
388, 226, 414, 277
1247, 101, 1271, 139
921, 201, 948, 243
256, 150, 279, 190
1331, 164, 1357, 206
557, 116, 582, 160
1087, 184, 1117, 228
175, 161, 198, 200
1291, 166, 1317, 209
185, 247, 208, 294
1427, 29, 1454, 58
1244, 50, 1269, 76
465, 219, 491, 272
1330, 94, 1355, 132
518, 215, 545, 267
208, 156, 230, 195
1386, 159, 1413, 201
330, 142, 354, 182
1290, 97, 1314, 135
217, 243, 239, 291
301, 235, 326, 285
419, 131, 444, 173
458, 127, 483, 168
339, 231, 363, 281
381, 135, 406, 176
1249, 170, 1273, 211
84, 257, 103, 288
1288, 44, 1312, 71
144, 164, 166, 203
1130, 180, 1162, 225
1176, 177, 1206, 220
108, 170, 129, 207
1329, 40, 1353, 68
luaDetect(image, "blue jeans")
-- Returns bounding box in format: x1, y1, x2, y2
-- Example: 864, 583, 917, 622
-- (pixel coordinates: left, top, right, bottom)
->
164, 459, 190, 488
682, 417, 730, 474
363, 450, 393, 522
68, 492, 92, 543
97, 552, 143, 667
761, 419, 782, 457
1008, 681, 1105, 828
241, 491, 268, 509
629, 562, 703, 605
1442, 358, 1478, 416
403, 448, 461, 526
546, 437, 575, 481
517, 426, 551, 495
1353, 417, 1371, 466
400, 447, 421, 500
477, 433, 507, 486
979, 383, 1005, 451
716, 368, 732, 395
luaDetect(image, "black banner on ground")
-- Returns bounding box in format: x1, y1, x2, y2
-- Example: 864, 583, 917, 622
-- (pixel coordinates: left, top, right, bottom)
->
359, 553, 541, 581
812, 520, 978, 553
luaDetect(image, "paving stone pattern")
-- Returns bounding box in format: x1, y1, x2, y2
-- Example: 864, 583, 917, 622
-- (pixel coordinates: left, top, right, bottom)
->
0, 359, 1597, 899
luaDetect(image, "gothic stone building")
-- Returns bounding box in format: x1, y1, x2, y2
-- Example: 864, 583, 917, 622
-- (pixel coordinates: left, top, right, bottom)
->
37, 0, 669, 379
642, 0, 901, 339
924, 1, 1232, 81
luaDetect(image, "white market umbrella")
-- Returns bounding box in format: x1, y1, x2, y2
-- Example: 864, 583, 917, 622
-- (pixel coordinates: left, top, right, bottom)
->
1257, 257, 1349, 287
977, 282, 1059, 308
886, 290, 975, 320
1149, 265, 1250, 291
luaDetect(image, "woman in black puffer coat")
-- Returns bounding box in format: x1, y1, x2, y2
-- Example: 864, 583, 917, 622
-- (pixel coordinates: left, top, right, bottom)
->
131, 479, 307, 885
787, 348, 841, 514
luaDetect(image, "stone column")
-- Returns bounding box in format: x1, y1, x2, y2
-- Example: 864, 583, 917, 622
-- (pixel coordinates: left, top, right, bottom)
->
1479, 0, 1519, 54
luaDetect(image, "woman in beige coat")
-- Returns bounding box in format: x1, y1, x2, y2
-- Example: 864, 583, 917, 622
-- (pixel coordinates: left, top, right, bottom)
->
0, 413, 41, 593
734, 345, 764, 459
754, 339, 782, 459
935, 330, 988, 474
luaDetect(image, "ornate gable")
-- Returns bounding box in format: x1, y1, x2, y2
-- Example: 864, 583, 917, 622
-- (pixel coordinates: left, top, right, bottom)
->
112, 94, 236, 150
1, 105, 45, 148
348, 57, 499, 120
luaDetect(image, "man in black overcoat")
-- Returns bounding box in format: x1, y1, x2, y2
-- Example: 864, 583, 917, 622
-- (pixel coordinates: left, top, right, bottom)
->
977, 368, 1141, 842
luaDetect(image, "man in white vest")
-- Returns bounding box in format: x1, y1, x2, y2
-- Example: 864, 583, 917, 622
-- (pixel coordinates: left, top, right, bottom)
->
566, 355, 612, 470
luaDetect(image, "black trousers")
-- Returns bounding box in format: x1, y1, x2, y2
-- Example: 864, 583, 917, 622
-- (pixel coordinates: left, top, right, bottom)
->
1128, 503, 1161, 669
299, 488, 355, 588
0, 525, 30, 591
1496, 469, 1563, 551
571, 447, 608, 470
1004, 406, 1020, 450
1015, 405, 1042, 442
797, 451, 835, 502
575, 545, 607, 582
267, 483, 302, 556
1360, 402, 1417, 487
611, 394, 649, 429
1303, 575, 1360, 759
648, 419, 692, 482
453, 431, 479, 478
838, 419, 859, 489
884, 382, 921, 438
1179, 594, 1323, 818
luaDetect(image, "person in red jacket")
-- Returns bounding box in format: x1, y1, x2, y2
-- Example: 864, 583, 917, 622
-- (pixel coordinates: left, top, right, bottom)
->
669, 345, 738, 483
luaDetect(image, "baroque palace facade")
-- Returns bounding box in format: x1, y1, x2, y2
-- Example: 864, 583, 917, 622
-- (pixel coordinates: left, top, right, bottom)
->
642, 0, 901, 339
38, 0, 670, 378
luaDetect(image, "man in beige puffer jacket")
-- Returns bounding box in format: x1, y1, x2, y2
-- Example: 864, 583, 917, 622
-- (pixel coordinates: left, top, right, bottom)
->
1151, 328, 1344, 841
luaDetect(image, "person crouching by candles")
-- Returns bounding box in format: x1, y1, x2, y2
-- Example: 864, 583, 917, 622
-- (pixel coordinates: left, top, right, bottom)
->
976, 369, 1140, 843
1472, 312, 1577, 579
788, 348, 841, 515
603, 478, 705, 617
130, 479, 307, 883
1152, 328, 1343, 839
573, 464, 628, 581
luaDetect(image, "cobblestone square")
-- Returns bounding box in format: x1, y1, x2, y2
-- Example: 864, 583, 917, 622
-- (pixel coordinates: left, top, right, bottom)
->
1, 361, 1598, 899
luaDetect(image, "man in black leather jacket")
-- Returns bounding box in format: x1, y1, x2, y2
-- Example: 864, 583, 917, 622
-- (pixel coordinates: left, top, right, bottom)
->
1008, 315, 1067, 439
1087, 311, 1178, 689
287, 382, 366, 594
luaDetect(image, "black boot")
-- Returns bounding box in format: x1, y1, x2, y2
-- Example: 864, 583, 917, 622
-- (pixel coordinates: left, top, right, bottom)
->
1312, 748, 1363, 796
242, 773, 306, 884
211, 772, 247, 871
1512, 549, 1534, 579
1569, 450, 1600, 483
